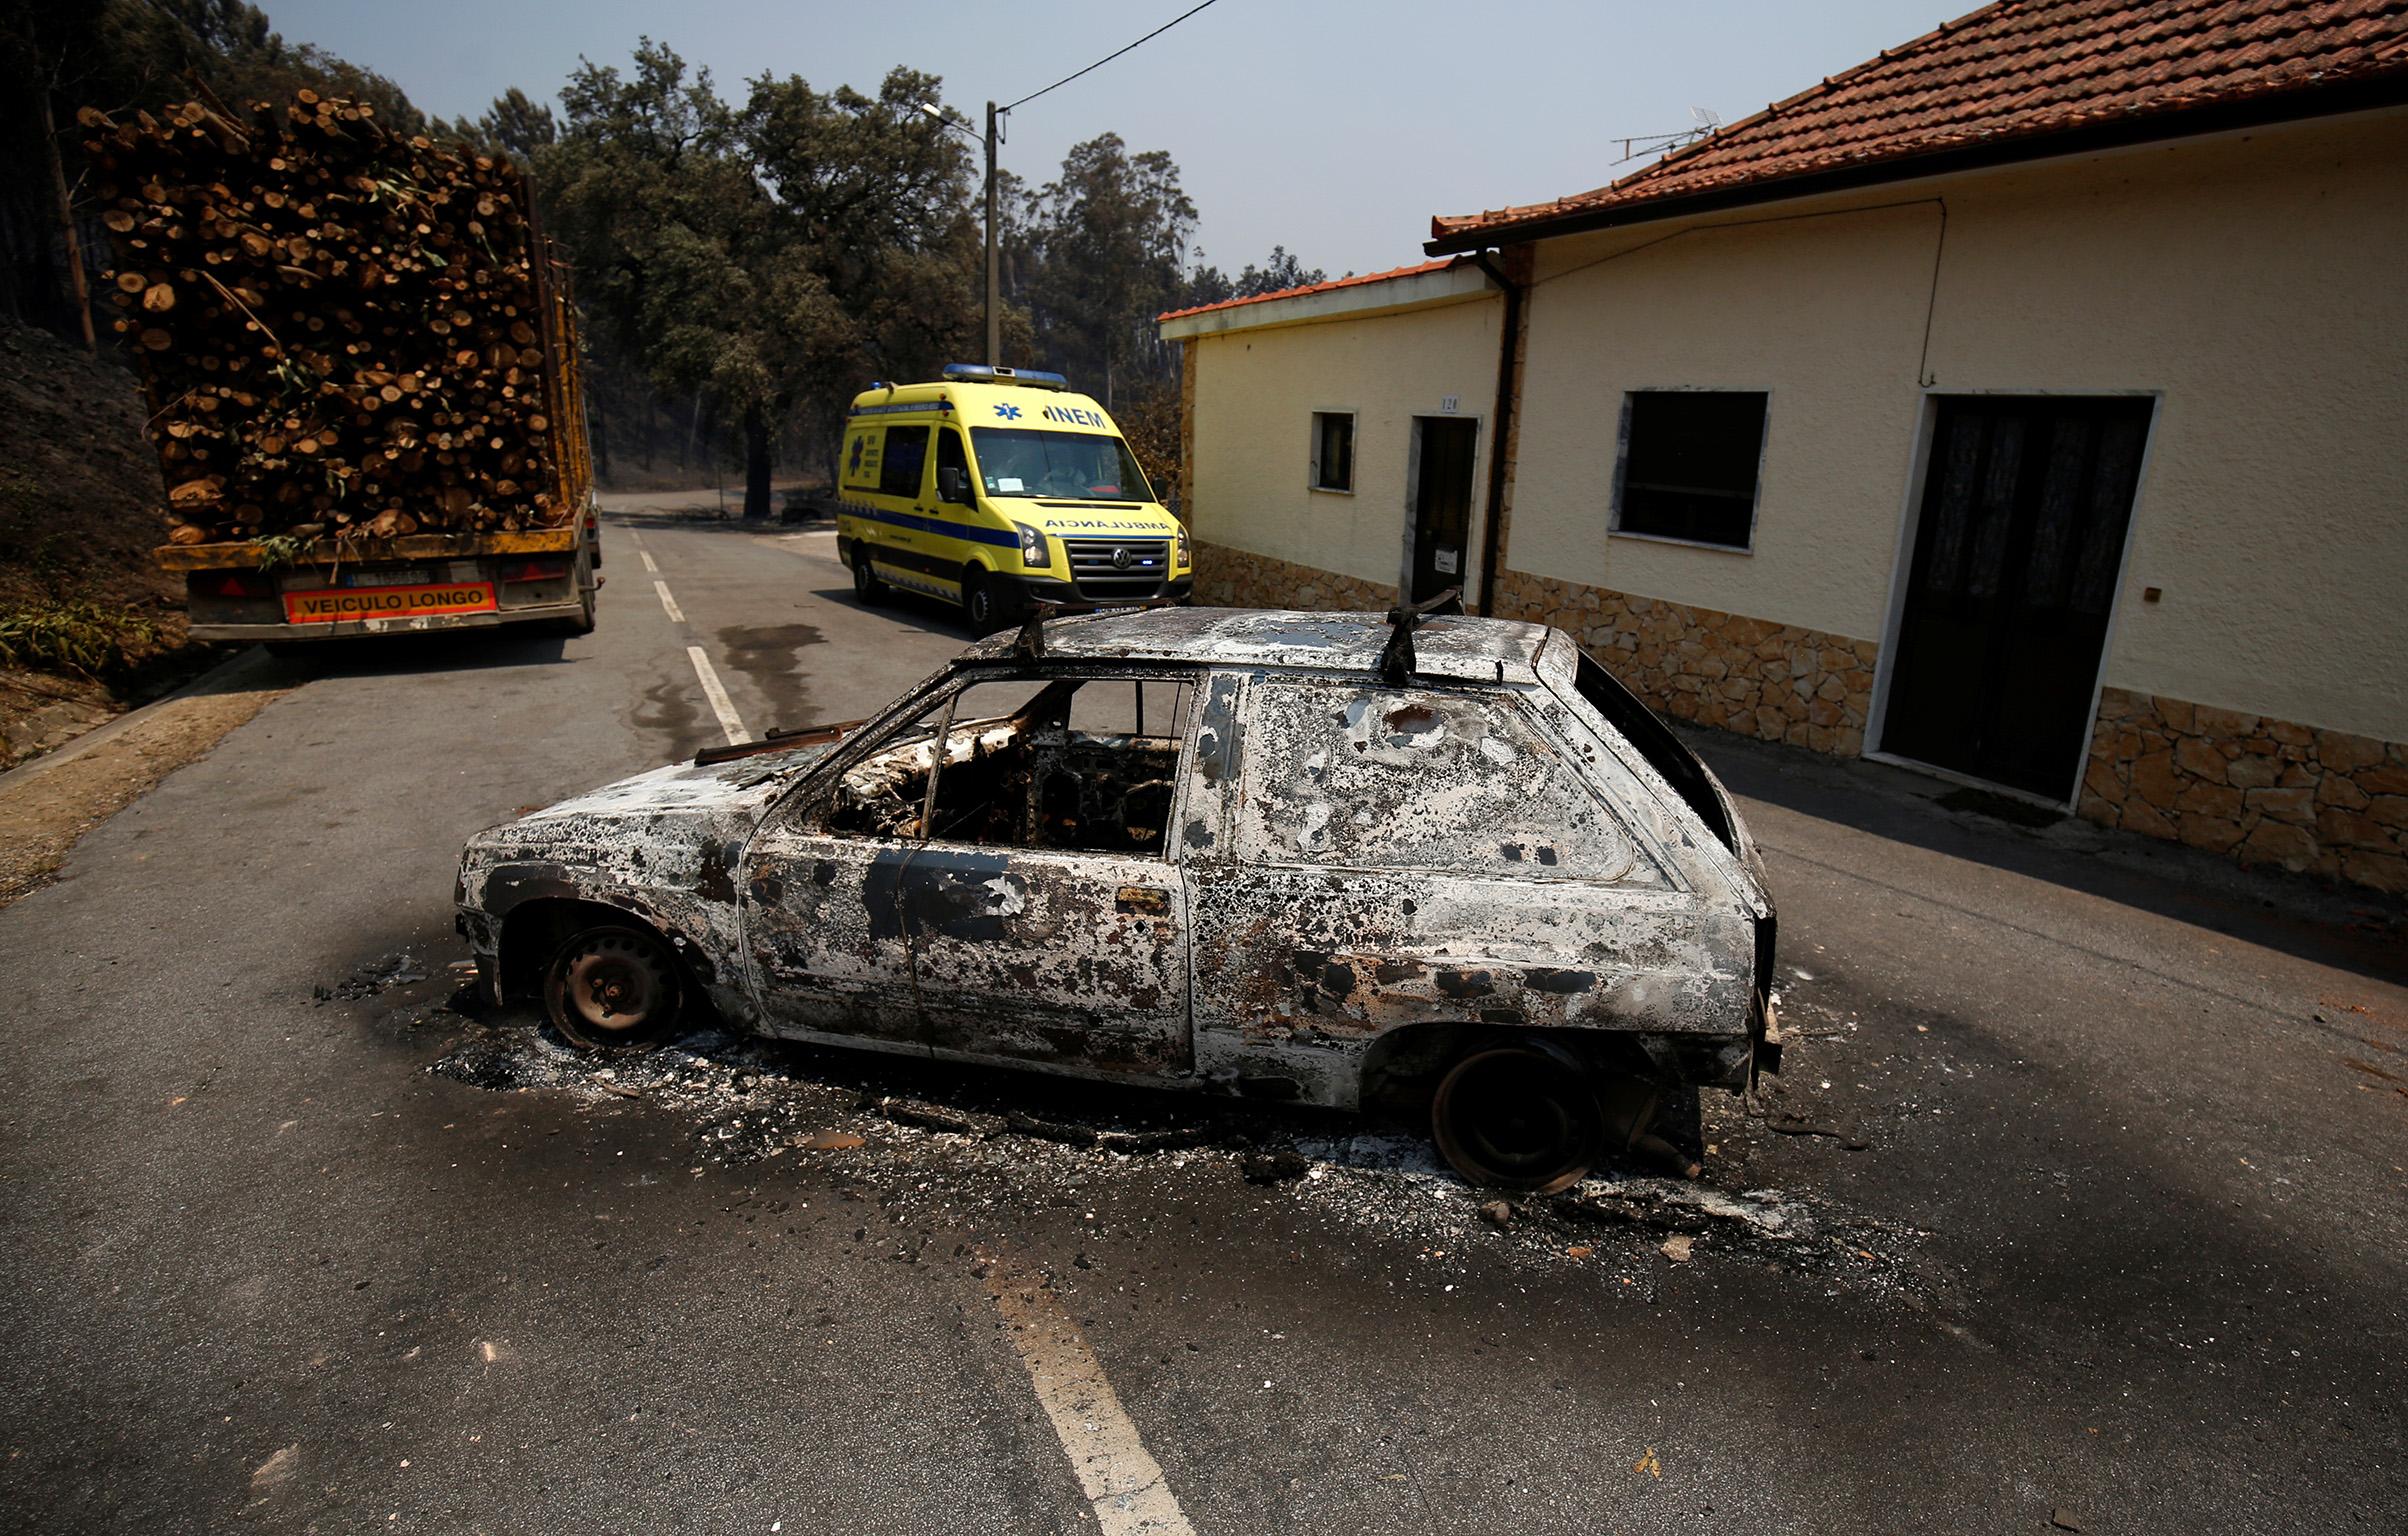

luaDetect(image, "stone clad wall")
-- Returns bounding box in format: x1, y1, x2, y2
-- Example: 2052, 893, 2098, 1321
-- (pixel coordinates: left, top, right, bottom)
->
1181, 541, 2408, 896
1191, 540, 1397, 612
2079, 688, 2408, 892
1492, 570, 1879, 756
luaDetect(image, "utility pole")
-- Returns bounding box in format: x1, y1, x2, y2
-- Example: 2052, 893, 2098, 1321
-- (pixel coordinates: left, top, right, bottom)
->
984, 101, 1001, 367
924, 100, 1004, 367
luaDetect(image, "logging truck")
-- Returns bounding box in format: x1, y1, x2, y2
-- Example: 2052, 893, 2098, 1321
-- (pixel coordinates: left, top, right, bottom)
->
82, 91, 601, 642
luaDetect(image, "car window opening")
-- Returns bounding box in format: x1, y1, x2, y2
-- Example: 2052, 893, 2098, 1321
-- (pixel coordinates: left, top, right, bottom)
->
1568, 650, 1736, 851
825, 677, 1194, 856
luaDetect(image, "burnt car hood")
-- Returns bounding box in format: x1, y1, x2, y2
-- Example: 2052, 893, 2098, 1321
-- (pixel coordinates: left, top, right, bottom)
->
460, 742, 838, 881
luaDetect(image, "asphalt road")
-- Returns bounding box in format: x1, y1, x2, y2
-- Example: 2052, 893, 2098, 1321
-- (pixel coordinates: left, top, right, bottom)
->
2, 493, 2402, 1534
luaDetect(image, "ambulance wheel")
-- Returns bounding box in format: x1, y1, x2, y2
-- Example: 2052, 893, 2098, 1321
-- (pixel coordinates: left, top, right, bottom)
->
851, 547, 888, 605
961, 568, 1007, 635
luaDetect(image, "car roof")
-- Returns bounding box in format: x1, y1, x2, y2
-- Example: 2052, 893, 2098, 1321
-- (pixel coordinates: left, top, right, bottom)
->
960, 606, 1554, 684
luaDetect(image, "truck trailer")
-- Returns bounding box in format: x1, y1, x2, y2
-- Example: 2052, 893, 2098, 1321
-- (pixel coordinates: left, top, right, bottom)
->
81, 91, 600, 642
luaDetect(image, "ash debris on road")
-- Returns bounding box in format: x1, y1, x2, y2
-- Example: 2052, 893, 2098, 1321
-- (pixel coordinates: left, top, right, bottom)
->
314, 949, 430, 1003
415, 1007, 1938, 1302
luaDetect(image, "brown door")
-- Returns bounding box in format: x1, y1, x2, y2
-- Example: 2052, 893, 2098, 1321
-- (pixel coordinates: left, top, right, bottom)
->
1410, 417, 1479, 602
1881, 395, 2152, 800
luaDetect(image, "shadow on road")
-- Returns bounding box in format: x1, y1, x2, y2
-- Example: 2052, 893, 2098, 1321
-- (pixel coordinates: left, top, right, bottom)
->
820, 584, 985, 644
260, 627, 576, 679
1695, 725, 2407, 987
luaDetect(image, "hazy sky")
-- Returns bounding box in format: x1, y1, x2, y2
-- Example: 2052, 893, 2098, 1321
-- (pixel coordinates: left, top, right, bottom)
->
268, 0, 1950, 277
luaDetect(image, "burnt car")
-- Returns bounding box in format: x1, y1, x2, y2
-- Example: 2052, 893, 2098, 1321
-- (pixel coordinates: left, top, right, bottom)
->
454, 604, 1778, 1190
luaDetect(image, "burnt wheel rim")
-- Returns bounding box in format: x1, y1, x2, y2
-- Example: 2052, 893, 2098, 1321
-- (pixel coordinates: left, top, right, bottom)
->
553, 932, 674, 1048
1431, 1047, 1600, 1193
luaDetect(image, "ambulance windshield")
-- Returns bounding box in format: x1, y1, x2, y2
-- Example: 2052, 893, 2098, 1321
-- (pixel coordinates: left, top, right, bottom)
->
970, 428, 1153, 503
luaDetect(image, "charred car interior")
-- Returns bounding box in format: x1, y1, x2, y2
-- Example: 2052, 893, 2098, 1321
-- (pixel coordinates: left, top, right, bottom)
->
823, 677, 1193, 854
455, 605, 1779, 1193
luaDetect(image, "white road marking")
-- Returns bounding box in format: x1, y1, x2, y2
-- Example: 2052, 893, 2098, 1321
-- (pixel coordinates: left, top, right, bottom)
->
685, 646, 747, 745
980, 1251, 1196, 1536
639, 548, 660, 573
654, 580, 686, 623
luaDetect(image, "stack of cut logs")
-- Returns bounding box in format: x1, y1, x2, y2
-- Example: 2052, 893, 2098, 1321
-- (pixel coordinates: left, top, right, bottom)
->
80, 90, 574, 546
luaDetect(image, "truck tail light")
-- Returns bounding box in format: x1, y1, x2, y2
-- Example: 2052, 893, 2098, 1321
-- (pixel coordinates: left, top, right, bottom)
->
206, 571, 272, 599
501, 558, 570, 583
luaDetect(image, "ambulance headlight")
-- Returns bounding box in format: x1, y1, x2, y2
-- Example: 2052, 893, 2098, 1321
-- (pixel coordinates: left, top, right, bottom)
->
1174, 525, 1190, 569
1014, 522, 1049, 569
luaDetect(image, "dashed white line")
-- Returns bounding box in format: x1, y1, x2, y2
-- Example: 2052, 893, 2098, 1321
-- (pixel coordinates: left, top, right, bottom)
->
685, 645, 747, 745
980, 1251, 1196, 1536
654, 580, 686, 624
639, 549, 660, 573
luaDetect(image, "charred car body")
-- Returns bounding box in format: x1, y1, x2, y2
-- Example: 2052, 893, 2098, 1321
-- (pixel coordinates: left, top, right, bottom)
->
455, 605, 1779, 1190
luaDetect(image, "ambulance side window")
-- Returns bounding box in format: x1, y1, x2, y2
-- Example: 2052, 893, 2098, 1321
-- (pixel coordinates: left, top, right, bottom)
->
842, 429, 880, 493
935, 430, 973, 505
879, 425, 930, 499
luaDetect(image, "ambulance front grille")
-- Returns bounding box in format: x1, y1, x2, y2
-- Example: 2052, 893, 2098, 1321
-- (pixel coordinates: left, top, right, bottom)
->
1062, 538, 1171, 599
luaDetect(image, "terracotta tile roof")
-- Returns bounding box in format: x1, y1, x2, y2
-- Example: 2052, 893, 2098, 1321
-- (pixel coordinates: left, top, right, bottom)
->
1156, 257, 1466, 323
1430, 0, 2408, 246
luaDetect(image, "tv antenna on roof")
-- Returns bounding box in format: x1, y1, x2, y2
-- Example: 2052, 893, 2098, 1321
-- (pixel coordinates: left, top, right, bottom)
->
1613, 106, 1720, 165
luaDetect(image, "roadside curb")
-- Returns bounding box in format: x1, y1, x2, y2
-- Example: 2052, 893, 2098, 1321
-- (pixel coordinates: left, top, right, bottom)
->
0, 645, 285, 796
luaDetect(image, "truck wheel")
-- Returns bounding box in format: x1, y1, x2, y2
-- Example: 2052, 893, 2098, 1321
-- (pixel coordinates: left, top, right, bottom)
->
563, 586, 597, 636
961, 568, 1006, 635
543, 924, 681, 1051
1429, 1044, 1603, 1193
852, 547, 888, 605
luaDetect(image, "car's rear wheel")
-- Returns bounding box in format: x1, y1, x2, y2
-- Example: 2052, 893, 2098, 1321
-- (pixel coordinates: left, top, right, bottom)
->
852, 546, 888, 605
1430, 1044, 1603, 1193
543, 923, 681, 1051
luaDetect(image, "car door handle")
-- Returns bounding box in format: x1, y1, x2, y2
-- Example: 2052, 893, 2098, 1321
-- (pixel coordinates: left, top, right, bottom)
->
1115, 886, 1170, 915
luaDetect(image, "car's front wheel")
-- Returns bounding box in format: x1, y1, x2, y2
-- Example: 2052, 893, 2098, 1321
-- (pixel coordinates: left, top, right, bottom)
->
961, 567, 1006, 635
1429, 1044, 1604, 1193
543, 923, 682, 1051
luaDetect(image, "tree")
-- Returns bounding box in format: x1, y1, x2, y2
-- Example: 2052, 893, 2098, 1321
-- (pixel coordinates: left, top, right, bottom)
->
542, 43, 982, 517
450, 87, 556, 162
736, 65, 980, 490
1176, 244, 1326, 313
1234, 244, 1324, 297
1020, 133, 1195, 404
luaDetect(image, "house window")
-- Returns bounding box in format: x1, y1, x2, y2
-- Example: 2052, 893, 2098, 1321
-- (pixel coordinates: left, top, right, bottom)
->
1309, 411, 1355, 493
1613, 391, 1768, 550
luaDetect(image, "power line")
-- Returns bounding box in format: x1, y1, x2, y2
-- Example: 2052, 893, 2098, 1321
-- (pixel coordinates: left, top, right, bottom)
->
999, 0, 1223, 114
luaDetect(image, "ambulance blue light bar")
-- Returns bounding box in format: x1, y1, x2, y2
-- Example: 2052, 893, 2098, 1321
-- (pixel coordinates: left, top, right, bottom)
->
943, 363, 1069, 391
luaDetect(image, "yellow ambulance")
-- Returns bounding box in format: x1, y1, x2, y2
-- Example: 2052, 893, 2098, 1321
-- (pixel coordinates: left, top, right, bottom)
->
834, 364, 1192, 631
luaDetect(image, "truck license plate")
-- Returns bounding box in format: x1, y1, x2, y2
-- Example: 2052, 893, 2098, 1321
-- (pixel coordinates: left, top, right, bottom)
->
342, 565, 433, 587
283, 582, 497, 624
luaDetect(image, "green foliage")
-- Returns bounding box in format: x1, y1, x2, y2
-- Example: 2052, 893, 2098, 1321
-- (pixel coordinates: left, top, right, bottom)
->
1014, 133, 1197, 403
540, 41, 983, 515
447, 87, 557, 163
0, 597, 158, 677
245, 533, 308, 573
